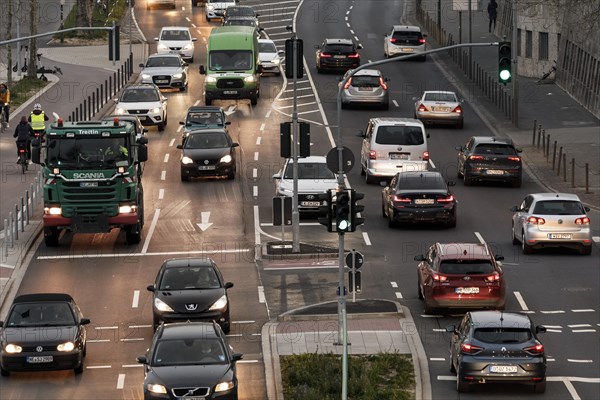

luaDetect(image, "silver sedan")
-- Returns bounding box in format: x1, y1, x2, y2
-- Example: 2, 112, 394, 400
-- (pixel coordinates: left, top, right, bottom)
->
414, 90, 464, 128
340, 69, 389, 109
140, 54, 189, 91
511, 193, 592, 255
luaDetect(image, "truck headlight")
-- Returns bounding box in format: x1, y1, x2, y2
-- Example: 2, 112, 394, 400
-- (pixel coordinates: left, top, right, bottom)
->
154, 298, 174, 312
4, 344, 22, 354
181, 156, 194, 165
44, 207, 62, 215
173, 73, 183, 79
57, 342, 75, 352
147, 384, 167, 394
119, 205, 137, 214
220, 154, 232, 163
244, 75, 255, 83
209, 295, 228, 311
205, 76, 217, 83
141, 73, 151, 80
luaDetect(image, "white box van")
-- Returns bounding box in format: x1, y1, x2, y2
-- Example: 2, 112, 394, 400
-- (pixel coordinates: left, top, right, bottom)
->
359, 118, 430, 184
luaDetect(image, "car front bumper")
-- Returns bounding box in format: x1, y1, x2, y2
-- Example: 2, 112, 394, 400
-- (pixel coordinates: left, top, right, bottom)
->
181, 162, 235, 178
156, 48, 194, 60
1, 350, 83, 372
141, 76, 186, 89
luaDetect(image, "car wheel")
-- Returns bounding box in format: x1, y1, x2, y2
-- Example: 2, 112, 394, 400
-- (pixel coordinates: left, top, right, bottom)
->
125, 225, 142, 245
424, 302, 436, 315
456, 365, 470, 392
365, 170, 375, 184
511, 178, 522, 188
449, 355, 456, 373
153, 316, 160, 331
456, 120, 463, 129
512, 224, 520, 245
382, 102, 389, 110
360, 163, 366, 176
447, 216, 457, 228
580, 245, 592, 255
387, 212, 396, 228
205, 97, 212, 106
227, 168, 235, 180
533, 378, 546, 393
463, 173, 473, 186
382, 202, 387, 218
188, 56, 194, 63
0, 366, 9, 377
341, 102, 348, 109
171, 4, 176, 9
45, 228, 60, 247
157, 121, 165, 131
222, 321, 231, 334
179, 85, 186, 92
417, 279, 424, 300
74, 361, 84, 375
522, 231, 534, 254
181, 174, 190, 182
421, 55, 427, 62
316, 65, 322, 73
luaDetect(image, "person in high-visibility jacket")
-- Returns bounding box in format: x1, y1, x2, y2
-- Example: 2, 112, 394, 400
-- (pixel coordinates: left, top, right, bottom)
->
28, 103, 49, 136
0, 83, 10, 127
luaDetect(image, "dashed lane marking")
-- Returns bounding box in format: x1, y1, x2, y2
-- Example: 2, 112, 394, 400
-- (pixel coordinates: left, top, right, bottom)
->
567, 359, 593, 363
544, 325, 562, 329
88, 339, 110, 343
87, 365, 111, 369
350, 29, 354, 34
120, 338, 144, 342
265, 110, 271, 118
159, 189, 164, 200
391, 281, 398, 288
252, 168, 257, 178
392, 100, 399, 107
541, 310, 566, 314
395, 292, 403, 299
430, 358, 445, 361
116, 374, 125, 390
95, 326, 118, 330
254, 151, 259, 161
572, 309, 595, 312
260, 123, 265, 131
256, 137, 261, 145
122, 364, 143, 368
169, 138, 175, 147
474, 231, 485, 244
428, 159, 436, 169
132, 290, 139, 308
163, 154, 169, 163
258, 286, 266, 303
568, 324, 592, 328
513, 291, 529, 311
141, 208, 161, 254
362, 232, 371, 245
160, 170, 166, 180
129, 325, 152, 329
253, 186, 258, 197
572, 329, 596, 333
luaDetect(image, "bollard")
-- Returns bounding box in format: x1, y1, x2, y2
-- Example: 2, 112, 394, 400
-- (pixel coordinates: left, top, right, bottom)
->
537, 129, 541, 150
541, 130, 546, 152
9, 211, 14, 247
563, 153, 567, 182
4, 219, 8, 257
14, 205, 19, 241
87, 96, 92, 120
545, 134, 550, 159
571, 158, 575, 188
26, 190, 30, 225
557, 146, 563, 176
585, 163, 590, 194
531, 119, 537, 146
30, 183, 35, 214
21, 198, 25, 232
552, 141, 557, 170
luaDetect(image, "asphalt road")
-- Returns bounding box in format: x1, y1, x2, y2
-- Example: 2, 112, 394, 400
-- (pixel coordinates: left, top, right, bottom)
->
1, 1, 599, 399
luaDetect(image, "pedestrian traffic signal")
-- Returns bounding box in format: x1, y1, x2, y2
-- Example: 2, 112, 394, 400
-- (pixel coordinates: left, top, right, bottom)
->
498, 41, 512, 84
349, 190, 364, 232
335, 190, 351, 233
317, 190, 334, 232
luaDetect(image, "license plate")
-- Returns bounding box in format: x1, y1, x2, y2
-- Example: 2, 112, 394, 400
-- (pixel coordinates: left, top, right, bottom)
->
548, 233, 572, 239
455, 287, 480, 294
80, 182, 98, 187
489, 365, 518, 373
432, 106, 450, 112
390, 154, 409, 160
334, 55, 346, 59
223, 90, 238, 95
168, 50, 179, 54
301, 201, 321, 207
414, 199, 434, 205
401, 48, 415, 52
198, 165, 216, 170
358, 87, 373, 91
486, 169, 504, 175
27, 356, 53, 363
155, 79, 168, 84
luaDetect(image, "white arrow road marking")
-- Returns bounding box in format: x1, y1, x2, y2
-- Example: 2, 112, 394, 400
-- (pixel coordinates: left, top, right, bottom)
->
197, 212, 213, 231
224, 105, 237, 116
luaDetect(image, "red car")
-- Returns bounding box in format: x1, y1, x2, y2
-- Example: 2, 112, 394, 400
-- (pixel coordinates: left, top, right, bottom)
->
416, 243, 506, 314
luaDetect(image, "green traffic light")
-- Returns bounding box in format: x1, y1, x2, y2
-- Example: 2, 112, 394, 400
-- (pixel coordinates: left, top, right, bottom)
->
500, 69, 511, 81
338, 220, 350, 230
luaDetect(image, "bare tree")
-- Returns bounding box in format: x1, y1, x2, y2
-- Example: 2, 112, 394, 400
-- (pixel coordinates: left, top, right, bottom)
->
5, 0, 13, 83
27, 0, 38, 80
76, 0, 96, 37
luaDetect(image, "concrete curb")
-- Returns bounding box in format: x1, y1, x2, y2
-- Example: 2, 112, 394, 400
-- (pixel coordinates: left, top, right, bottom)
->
262, 321, 284, 400
401, 305, 433, 400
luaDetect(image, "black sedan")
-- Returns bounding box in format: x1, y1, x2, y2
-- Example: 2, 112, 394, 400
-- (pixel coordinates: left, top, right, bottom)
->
0, 293, 90, 376
456, 136, 523, 187
315, 38, 362, 73
381, 171, 457, 228
446, 311, 547, 393
177, 129, 239, 181
147, 258, 234, 332
137, 322, 243, 400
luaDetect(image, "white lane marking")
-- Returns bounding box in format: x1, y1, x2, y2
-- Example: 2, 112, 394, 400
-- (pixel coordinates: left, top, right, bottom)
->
568, 324, 592, 328
160, 170, 166, 180
95, 326, 118, 330
265, 110, 271, 118
38, 249, 250, 260
191, 23, 196, 28
260, 123, 265, 131
185, 17, 191, 22
346, 23, 350, 27
122, 364, 143, 368
430, 357, 445, 361
395, 292, 403, 299
428, 159, 436, 169
349, 5, 353, 9
354, 36, 359, 42
120, 338, 144, 342
142, 209, 161, 254
392, 99, 399, 107
254, 205, 262, 248
474, 231, 485, 244
345, 16, 348, 21
513, 291, 529, 311
350, 29, 354, 34
232, 321, 255, 324
169, 138, 175, 147
541, 310, 565, 314
572, 329, 596, 333
546, 329, 563, 333
362, 232, 371, 246
227, 333, 261, 338
87, 339, 111, 343
158, 189, 164, 200
177, 124, 183, 133
391, 281, 398, 288
260, 222, 323, 226
197, 211, 213, 232
592, 236, 599, 242
437, 376, 456, 381
253, 186, 258, 197
252, 168, 258, 178
87, 365, 111, 369
194, 100, 200, 106
346, 10, 350, 15
129, 325, 152, 329
256, 137, 261, 145
116, 374, 125, 389
567, 359, 593, 363
543, 325, 563, 329
163, 153, 169, 163
258, 286, 266, 303
547, 376, 600, 383
548, 358, 556, 361
421, 314, 444, 318
432, 329, 446, 332
563, 378, 581, 400
254, 151, 259, 161
132, 290, 140, 308
264, 265, 339, 271
572, 309, 595, 312
238, 360, 260, 364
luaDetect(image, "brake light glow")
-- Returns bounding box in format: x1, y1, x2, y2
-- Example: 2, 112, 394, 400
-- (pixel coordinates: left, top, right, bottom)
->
575, 217, 590, 225
348, 53, 360, 59
469, 155, 484, 160
460, 343, 483, 354
422, 151, 430, 161
390, 38, 397, 43
344, 78, 352, 89
484, 272, 501, 282
508, 156, 521, 162
418, 104, 428, 112
320, 53, 332, 58
393, 196, 412, 203
524, 344, 544, 355
452, 105, 463, 113
379, 77, 388, 90
57, 118, 63, 127
527, 216, 545, 225
437, 195, 454, 203
432, 273, 448, 282
369, 150, 377, 160
419, 38, 426, 44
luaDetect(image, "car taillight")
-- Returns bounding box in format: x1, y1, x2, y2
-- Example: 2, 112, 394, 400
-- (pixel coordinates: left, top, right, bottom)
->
575, 217, 590, 225
390, 38, 397, 43
320, 53, 332, 58
419, 38, 426, 44
528, 216, 545, 225
508, 156, 521, 162
452, 105, 463, 113
524, 343, 544, 355
437, 195, 454, 203
379, 77, 388, 90
418, 104, 428, 112
393, 196, 412, 203
432, 273, 448, 282
484, 272, 501, 282
369, 150, 377, 160
344, 77, 353, 89
348, 53, 360, 59
422, 151, 430, 161
461, 343, 483, 355
469, 155, 484, 160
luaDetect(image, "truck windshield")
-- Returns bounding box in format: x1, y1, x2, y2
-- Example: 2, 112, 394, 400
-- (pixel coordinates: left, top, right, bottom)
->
47, 137, 129, 168
209, 50, 253, 71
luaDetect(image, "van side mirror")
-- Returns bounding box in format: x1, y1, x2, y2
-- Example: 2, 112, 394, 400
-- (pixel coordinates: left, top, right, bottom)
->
447, 181, 456, 187
455, 145, 463, 151
414, 255, 425, 261
31, 140, 41, 165
192, 38, 198, 42
536, 325, 547, 333
356, 130, 365, 138
494, 255, 505, 261
445, 325, 456, 333
137, 136, 148, 145
176, 144, 183, 150
137, 145, 148, 163
199, 65, 206, 75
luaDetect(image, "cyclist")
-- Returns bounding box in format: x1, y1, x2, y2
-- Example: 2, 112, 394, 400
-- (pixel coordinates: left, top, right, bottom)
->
28, 103, 49, 138
13, 116, 35, 163
0, 83, 10, 128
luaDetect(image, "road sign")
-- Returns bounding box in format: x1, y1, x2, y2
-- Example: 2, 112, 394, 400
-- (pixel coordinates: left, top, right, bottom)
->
345, 251, 364, 269
325, 146, 355, 174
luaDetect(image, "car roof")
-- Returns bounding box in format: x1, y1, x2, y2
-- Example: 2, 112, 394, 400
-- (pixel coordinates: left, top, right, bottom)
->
397, 171, 443, 179
225, 16, 258, 21
13, 293, 74, 303
160, 26, 190, 31
187, 106, 224, 113
470, 136, 514, 145
148, 53, 182, 58
124, 83, 159, 90
392, 25, 422, 32
163, 258, 215, 268
469, 311, 532, 326
350, 69, 382, 76
369, 117, 425, 127
530, 192, 582, 202
286, 156, 327, 164
324, 38, 355, 45
159, 322, 220, 340
187, 128, 229, 135
435, 243, 493, 260
423, 90, 456, 95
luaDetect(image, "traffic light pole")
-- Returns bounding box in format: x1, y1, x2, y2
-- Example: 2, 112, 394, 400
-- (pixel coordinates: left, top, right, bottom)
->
511, 0, 519, 128
291, 32, 300, 253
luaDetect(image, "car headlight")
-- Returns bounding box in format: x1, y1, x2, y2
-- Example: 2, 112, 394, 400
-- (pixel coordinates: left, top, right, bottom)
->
181, 156, 194, 165
278, 186, 293, 195
57, 342, 75, 352
147, 384, 167, 394
152, 107, 161, 114
209, 295, 228, 311
214, 381, 235, 393
205, 76, 217, 83
244, 75, 255, 83
44, 206, 62, 215
4, 344, 22, 354
173, 73, 183, 79
116, 107, 126, 115
207, 5, 215, 11
220, 154, 232, 163
183, 44, 193, 51
119, 205, 137, 214
141, 73, 151, 80
157, 44, 168, 51
271, 59, 280, 65
154, 298, 174, 312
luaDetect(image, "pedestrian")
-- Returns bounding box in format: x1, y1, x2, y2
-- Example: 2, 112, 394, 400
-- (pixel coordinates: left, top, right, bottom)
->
488, 0, 498, 33
0, 83, 10, 128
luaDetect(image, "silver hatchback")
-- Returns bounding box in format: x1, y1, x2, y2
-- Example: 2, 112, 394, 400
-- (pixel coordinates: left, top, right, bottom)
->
511, 193, 592, 255
340, 69, 390, 109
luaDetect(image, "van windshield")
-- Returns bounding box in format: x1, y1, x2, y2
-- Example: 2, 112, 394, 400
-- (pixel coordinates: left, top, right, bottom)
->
375, 126, 424, 145
209, 50, 253, 71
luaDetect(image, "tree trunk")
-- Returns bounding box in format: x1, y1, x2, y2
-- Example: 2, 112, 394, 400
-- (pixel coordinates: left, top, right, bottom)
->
6, 0, 13, 83
27, 0, 38, 80
76, 0, 89, 27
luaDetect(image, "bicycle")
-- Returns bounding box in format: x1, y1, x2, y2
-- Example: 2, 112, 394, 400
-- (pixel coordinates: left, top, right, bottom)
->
17, 143, 28, 174
537, 60, 557, 84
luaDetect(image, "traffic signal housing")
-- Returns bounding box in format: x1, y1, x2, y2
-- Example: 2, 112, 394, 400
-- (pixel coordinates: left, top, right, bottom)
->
285, 38, 304, 79
498, 41, 512, 84
349, 190, 364, 232
317, 190, 334, 232
335, 189, 351, 233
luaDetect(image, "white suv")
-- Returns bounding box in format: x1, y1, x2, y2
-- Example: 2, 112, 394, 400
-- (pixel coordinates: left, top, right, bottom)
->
384, 25, 427, 61
155, 27, 197, 63
114, 84, 168, 131
206, 0, 237, 21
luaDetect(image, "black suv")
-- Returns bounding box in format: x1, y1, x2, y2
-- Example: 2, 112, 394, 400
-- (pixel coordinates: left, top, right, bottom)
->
446, 311, 547, 393
137, 321, 243, 399
179, 105, 230, 144
315, 38, 363, 73
456, 136, 523, 187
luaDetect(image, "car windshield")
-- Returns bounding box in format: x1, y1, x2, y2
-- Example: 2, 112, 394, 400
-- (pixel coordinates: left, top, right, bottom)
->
424, 92, 456, 102
186, 112, 223, 126
474, 328, 532, 344
473, 143, 517, 156
6, 302, 75, 327
375, 126, 424, 145
209, 50, 253, 71
259, 42, 277, 53
46, 137, 129, 168
146, 57, 181, 68
439, 260, 494, 274
283, 162, 336, 180
532, 200, 584, 215
396, 174, 446, 190
121, 89, 160, 102
153, 338, 227, 366
160, 266, 220, 290
351, 75, 380, 87
184, 133, 229, 149
160, 30, 190, 41
323, 44, 355, 54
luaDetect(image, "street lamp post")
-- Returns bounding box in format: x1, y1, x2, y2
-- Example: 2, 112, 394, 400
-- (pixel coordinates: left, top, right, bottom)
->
60, 0, 65, 43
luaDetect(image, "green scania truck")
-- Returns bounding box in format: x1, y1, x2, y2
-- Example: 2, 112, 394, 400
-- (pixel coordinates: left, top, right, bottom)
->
31, 118, 148, 247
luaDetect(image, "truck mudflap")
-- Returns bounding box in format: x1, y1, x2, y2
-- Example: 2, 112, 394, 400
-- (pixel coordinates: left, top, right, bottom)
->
43, 213, 139, 231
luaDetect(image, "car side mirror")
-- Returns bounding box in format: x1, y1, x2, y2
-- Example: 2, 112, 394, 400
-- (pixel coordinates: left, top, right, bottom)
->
412, 96, 418, 101
232, 143, 240, 148
278, 50, 284, 55
31, 143, 41, 165
179, 121, 185, 125
455, 145, 463, 151
224, 282, 234, 289
137, 136, 148, 145
143, 128, 149, 133
445, 325, 456, 333
516, 148, 523, 153
584, 206, 590, 212
314, 44, 320, 49
176, 144, 183, 150
80, 318, 91, 325
356, 130, 365, 137
199, 65, 206, 74
231, 352, 244, 362
536, 325, 547, 333
153, 37, 158, 42
192, 38, 198, 42
414, 255, 425, 261
356, 44, 363, 49
225, 121, 231, 125
272, 173, 281, 180
137, 355, 147, 364
426, 133, 430, 138
423, 33, 428, 38
385, 78, 390, 82
510, 206, 519, 212
494, 255, 505, 261
138, 144, 148, 162
139, 63, 144, 68
183, 62, 188, 67
447, 181, 456, 187
114, 98, 119, 103
146, 284, 156, 292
